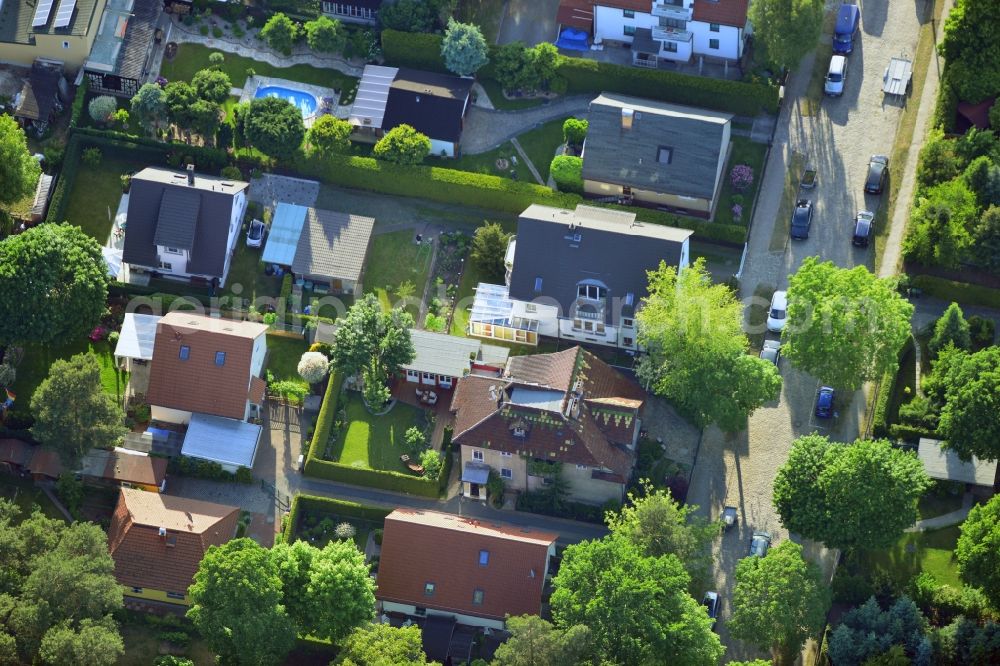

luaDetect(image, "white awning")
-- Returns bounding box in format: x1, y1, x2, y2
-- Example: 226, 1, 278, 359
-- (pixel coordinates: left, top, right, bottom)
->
103, 246, 123, 278
182, 413, 261, 471
349, 64, 397, 129
261, 202, 307, 267
114, 313, 161, 360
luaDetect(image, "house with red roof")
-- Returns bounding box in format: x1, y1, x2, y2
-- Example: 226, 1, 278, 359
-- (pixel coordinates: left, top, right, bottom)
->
377, 509, 557, 634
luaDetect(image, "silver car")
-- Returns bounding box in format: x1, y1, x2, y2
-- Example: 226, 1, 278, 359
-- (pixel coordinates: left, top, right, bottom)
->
749, 531, 772, 557
760, 339, 781, 367
246, 219, 265, 248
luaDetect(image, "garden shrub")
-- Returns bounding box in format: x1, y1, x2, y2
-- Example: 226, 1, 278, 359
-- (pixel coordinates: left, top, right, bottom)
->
550, 155, 583, 194
220, 165, 242, 180
82, 147, 102, 166
88, 95, 118, 125
872, 368, 896, 438
831, 572, 876, 605
234, 466, 253, 484
515, 492, 604, 523
69, 79, 88, 129
280, 273, 293, 302
968, 315, 996, 348
562, 118, 588, 147
157, 631, 191, 648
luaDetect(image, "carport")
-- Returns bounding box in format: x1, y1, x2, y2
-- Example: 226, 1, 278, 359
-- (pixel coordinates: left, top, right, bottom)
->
181, 413, 262, 473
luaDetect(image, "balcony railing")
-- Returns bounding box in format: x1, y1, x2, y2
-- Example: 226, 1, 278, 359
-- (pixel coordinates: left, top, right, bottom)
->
652, 2, 692, 21
652, 25, 693, 42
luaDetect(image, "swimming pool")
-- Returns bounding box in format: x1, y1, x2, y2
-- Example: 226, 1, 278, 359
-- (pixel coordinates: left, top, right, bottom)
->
254, 86, 318, 118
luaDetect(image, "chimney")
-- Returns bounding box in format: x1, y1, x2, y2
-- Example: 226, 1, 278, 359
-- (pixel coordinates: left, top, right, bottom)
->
186, 164, 195, 185
621, 108, 634, 130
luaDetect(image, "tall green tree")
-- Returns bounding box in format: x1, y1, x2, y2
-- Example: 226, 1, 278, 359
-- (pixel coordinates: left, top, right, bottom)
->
379, 0, 454, 32
0, 115, 41, 205
929, 302, 971, 356
331, 293, 415, 398
492, 615, 593, 666
915, 129, 960, 189
729, 541, 831, 665
925, 345, 1000, 461
470, 221, 511, 283
974, 206, 1000, 271
773, 436, 930, 551
191, 69, 232, 105
563, 118, 588, 147
37, 618, 124, 666
307, 115, 353, 156
827, 596, 931, 666
188, 539, 296, 666
637, 259, 782, 431
0, 223, 108, 346
189, 99, 221, 140
245, 96, 306, 160
129, 83, 167, 132
304, 16, 345, 53
551, 536, 724, 665
31, 353, 126, 467
939, 0, 1000, 103
903, 179, 977, 268
163, 81, 199, 129
749, 0, 824, 69
441, 18, 489, 76
335, 623, 434, 665
260, 12, 299, 55
956, 493, 1000, 605
782, 258, 913, 391
373, 124, 431, 165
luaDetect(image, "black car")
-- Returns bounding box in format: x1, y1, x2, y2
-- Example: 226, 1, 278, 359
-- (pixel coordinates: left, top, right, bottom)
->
865, 155, 889, 194
852, 210, 874, 247
790, 199, 813, 239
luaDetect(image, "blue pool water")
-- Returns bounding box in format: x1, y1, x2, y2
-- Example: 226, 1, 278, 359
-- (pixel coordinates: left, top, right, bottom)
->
254, 86, 318, 117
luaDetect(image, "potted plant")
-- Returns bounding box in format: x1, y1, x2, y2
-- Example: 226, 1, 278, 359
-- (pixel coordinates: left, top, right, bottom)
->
120, 173, 131, 193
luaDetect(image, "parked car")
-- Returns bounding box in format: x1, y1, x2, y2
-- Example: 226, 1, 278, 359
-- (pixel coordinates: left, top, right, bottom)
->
722, 506, 738, 531
703, 591, 720, 629
246, 219, 265, 247
852, 210, 874, 247
760, 339, 781, 366
815, 386, 836, 418
833, 3, 861, 54
790, 199, 814, 239
825, 55, 848, 96
749, 531, 772, 558
865, 155, 889, 194
766, 290, 788, 333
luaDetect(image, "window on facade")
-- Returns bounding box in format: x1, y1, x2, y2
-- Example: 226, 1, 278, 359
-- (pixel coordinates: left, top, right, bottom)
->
415, 606, 427, 616
534, 277, 543, 292
624, 25, 636, 37
62, 41, 70, 49
622, 318, 634, 328
407, 369, 418, 377
623, 9, 635, 18
525, 303, 537, 313
472, 589, 485, 605
577, 284, 607, 300
501, 468, 512, 479
179, 345, 190, 360
657, 146, 673, 164
215, 351, 226, 366
596, 323, 606, 334
166, 592, 185, 600
159, 261, 172, 271
709, 38, 720, 49
165, 247, 182, 254
479, 550, 490, 566
501, 451, 512, 457
473, 450, 484, 462
424, 582, 436, 596
664, 41, 679, 53
131, 586, 143, 593
624, 337, 634, 347
710, 23, 720, 32
584, 321, 594, 332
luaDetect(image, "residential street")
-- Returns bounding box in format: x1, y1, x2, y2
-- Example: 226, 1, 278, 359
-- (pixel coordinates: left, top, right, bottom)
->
684, 0, 932, 660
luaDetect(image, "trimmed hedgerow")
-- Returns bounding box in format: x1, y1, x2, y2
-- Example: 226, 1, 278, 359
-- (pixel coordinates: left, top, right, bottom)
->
381, 29, 449, 74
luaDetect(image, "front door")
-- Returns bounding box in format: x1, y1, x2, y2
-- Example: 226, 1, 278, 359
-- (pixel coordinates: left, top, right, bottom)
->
470, 482, 480, 497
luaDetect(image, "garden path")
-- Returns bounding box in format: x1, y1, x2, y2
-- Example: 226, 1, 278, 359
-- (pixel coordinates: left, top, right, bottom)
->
509, 138, 544, 185
460, 96, 591, 154
906, 492, 975, 532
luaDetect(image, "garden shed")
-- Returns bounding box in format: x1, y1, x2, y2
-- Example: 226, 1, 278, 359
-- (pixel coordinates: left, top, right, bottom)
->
917, 438, 998, 489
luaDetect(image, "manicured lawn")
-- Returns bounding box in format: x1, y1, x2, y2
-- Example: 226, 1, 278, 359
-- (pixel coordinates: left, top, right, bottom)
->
0, 474, 66, 522
516, 117, 569, 182
455, 0, 507, 43
363, 230, 433, 318
265, 334, 310, 389
851, 527, 963, 590
64, 156, 147, 242
160, 43, 358, 101
13, 339, 127, 415
716, 136, 768, 227
227, 239, 283, 305
430, 142, 532, 182
329, 394, 426, 474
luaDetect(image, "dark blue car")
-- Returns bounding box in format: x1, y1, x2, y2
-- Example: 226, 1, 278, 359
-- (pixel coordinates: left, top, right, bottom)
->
833, 4, 861, 54
815, 386, 835, 418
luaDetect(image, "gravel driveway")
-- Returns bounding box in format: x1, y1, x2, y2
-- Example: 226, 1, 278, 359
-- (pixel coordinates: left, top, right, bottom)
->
684, 0, 929, 660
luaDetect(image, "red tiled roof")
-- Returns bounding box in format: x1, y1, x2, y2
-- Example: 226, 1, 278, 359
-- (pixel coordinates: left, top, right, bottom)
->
103, 452, 168, 488
377, 509, 556, 621
505, 347, 579, 391
0, 439, 31, 466
596, 0, 650, 11
557, 0, 595, 31
27, 448, 63, 478
249, 375, 266, 405
692, 0, 750, 28
107, 489, 239, 596
146, 313, 268, 420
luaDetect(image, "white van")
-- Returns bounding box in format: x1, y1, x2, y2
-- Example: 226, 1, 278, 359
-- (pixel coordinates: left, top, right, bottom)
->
825, 55, 847, 96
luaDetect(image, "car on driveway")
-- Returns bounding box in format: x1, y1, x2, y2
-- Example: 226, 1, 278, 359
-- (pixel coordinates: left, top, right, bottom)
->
824, 55, 848, 97
790, 199, 813, 239
760, 339, 781, 366
852, 210, 874, 247
246, 219, 265, 248
749, 531, 772, 558
766, 290, 788, 333
703, 591, 720, 629
833, 3, 861, 54
815, 386, 836, 418
865, 155, 889, 194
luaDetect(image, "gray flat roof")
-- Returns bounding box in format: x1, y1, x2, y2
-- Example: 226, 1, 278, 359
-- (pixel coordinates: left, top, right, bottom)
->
402, 330, 480, 378
183, 414, 261, 470
918, 438, 997, 486
291, 207, 375, 283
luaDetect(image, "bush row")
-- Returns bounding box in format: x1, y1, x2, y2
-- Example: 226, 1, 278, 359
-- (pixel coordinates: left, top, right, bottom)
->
911, 274, 1000, 310
72, 128, 230, 172
888, 423, 938, 443
305, 456, 442, 498
44, 135, 82, 225
166, 455, 253, 484
515, 492, 608, 523
381, 29, 449, 74
285, 493, 392, 543
305, 370, 343, 464
871, 368, 896, 439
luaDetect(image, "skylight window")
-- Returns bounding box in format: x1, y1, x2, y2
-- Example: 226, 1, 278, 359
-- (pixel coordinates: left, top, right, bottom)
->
179, 346, 190, 360
215, 352, 226, 366
479, 550, 490, 566
657, 146, 673, 164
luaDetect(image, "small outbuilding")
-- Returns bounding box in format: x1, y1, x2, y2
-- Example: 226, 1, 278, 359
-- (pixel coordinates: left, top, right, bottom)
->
181, 413, 262, 473
917, 438, 998, 489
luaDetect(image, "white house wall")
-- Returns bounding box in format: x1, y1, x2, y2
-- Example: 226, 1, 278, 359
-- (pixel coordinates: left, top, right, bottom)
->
220, 190, 248, 287
249, 332, 267, 378
691, 23, 742, 61
379, 601, 506, 631
429, 138, 456, 158
151, 405, 192, 425
594, 2, 743, 61
594, 5, 658, 44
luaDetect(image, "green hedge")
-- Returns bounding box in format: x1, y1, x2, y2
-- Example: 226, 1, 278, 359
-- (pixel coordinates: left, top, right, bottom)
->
871, 368, 896, 439
381, 29, 448, 73
911, 275, 1000, 309
68, 79, 88, 129
45, 135, 82, 224
888, 423, 938, 442
304, 459, 442, 497
73, 128, 230, 172
285, 493, 392, 543
306, 371, 344, 464
556, 57, 779, 116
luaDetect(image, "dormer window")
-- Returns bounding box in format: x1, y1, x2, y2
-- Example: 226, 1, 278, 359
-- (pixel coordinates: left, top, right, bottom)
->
513, 426, 526, 438
577, 284, 607, 300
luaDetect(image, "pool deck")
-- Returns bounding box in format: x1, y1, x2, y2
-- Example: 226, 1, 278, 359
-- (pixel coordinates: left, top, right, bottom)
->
239, 75, 340, 129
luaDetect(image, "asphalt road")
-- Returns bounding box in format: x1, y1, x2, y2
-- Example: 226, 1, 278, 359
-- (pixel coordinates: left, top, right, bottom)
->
685, 0, 932, 660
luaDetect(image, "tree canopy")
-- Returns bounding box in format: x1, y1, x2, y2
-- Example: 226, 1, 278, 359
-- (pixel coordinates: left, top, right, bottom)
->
551, 535, 724, 665
903, 179, 977, 269
31, 353, 126, 467
637, 259, 782, 431
335, 623, 434, 666
925, 345, 1000, 461
939, 0, 1000, 103
307, 115, 353, 156
245, 96, 306, 159
191, 68, 232, 105
304, 15, 345, 53
0, 114, 41, 205
163, 81, 199, 130
470, 221, 511, 283
492, 615, 592, 666
0, 223, 108, 346
373, 124, 431, 165
749, 0, 824, 69
129, 83, 167, 131
441, 18, 489, 76
772, 435, 930, 551
956, 494, 1000, 605
729, 540, 831, 664
929, 302, 971, 356
260, 12, 299, 55
782, 258, 913, 390
379, 0, 454, 32
827, 596, 931, 666
187, 539, 297, 666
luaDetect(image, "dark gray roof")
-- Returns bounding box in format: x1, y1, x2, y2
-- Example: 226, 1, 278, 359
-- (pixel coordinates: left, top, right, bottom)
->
14, 61, 62, 122
631, 27, 660, 55
507, 204, 692, 324
381, 68, 473, 143
153, 188, 201, 250
122, 168, 248, 279
582, 92, 732, 200
291, 207, 375, 283
117, 0, 159, 80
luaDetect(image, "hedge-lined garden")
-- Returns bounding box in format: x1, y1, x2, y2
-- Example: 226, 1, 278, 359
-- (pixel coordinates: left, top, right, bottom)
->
282, 493, 392, 544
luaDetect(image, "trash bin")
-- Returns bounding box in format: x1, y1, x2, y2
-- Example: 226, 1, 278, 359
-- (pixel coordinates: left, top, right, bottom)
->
296, 454, 304, 472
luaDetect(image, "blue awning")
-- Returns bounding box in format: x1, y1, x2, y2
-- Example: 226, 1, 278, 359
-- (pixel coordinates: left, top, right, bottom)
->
261, 202, 308, 267
461, 462, 491, 484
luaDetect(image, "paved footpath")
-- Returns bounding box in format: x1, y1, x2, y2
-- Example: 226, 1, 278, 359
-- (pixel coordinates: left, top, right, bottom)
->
460, 96, 591, 154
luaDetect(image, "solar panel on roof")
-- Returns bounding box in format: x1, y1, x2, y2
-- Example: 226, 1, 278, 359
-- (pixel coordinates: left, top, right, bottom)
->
32, 0, 55, 27
52, 0, 77, 28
